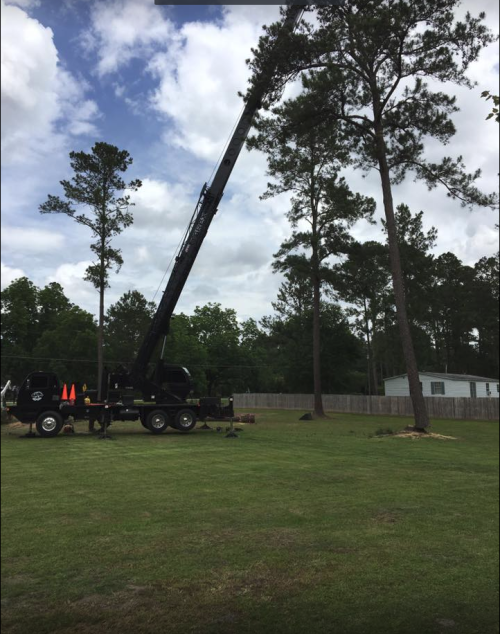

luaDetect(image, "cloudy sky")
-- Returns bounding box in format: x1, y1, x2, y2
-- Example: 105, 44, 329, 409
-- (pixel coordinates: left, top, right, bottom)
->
1, 0, 499, 323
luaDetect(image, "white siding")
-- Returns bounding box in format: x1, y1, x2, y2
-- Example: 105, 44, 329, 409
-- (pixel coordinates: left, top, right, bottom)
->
384, 374, 500, 398
384, 376, 410, 397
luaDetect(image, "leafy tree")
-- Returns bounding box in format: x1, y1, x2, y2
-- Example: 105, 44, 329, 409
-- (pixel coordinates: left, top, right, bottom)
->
39, 142, 142, 398
335, 241, 390, 394
262, 272, 364, 394
189, 304, 241, 396
472, 252, 499, 376
430, 253, 477, 373
1, 278, 76, 385
247, 1, 497, 428
162, 313, 209, 397
388, 205, 437, 325
239, 318, 276, 393
249, 101, 375, 417
38, 282, 72, 335
32, 307, 98, 387
1, 277, 39, 384
104, 291, 156, 365
1, 277, 39, 353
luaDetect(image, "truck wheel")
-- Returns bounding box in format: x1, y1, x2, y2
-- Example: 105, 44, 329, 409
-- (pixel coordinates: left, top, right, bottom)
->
36, 411, 63, 438
174, 409, 197, 433
146, 410, 169, 434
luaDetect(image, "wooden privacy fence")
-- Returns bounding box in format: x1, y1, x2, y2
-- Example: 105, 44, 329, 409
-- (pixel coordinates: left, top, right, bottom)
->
233, 393, 499, 421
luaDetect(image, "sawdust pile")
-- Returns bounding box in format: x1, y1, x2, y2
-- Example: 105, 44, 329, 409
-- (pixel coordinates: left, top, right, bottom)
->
390, 426, 456, 441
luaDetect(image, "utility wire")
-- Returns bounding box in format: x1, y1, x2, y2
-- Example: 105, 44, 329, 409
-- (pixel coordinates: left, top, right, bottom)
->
1, 355, 279, 369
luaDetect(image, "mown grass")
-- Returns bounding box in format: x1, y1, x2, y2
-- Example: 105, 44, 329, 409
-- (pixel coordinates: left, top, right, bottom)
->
1, 411, 498, 634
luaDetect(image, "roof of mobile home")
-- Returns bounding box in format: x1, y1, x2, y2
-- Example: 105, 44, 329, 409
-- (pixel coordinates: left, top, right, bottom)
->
383, 372, 499, 383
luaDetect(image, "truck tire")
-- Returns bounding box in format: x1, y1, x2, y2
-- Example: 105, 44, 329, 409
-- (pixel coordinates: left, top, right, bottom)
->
36, 411, 63, 438
174, 408, 197, 433
146, 410, 169, 434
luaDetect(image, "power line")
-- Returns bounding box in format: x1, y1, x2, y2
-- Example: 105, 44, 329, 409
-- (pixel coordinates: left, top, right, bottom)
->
0, 355, 279, 369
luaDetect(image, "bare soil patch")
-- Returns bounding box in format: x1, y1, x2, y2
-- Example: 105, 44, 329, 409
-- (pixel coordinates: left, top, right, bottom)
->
376, 426, 456, 440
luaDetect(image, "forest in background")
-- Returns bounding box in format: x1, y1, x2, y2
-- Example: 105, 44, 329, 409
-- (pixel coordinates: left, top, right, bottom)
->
2, 209, 498, 397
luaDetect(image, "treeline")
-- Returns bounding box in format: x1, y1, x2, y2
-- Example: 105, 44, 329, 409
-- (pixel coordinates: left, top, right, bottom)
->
0, 278, 365, 395
1, 219, 498, 395
336, 206, 499, 391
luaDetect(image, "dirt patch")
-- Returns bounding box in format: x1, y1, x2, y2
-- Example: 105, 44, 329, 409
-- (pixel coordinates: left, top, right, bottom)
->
393, 430, 456, 440
375, 426, 456, 440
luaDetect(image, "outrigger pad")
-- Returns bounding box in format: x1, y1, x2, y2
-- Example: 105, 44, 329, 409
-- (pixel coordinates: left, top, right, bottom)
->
299, 412, 313, 421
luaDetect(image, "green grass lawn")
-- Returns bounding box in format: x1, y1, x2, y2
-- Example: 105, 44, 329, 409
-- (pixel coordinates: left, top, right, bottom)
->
1, 411, 498, 634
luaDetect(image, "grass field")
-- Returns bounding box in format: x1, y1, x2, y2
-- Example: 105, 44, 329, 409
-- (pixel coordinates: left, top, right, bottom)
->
1, 411, 498, 634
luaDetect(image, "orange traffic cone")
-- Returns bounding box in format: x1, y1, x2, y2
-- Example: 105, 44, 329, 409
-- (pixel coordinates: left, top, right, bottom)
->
61, 384, 68, 400
69, 384, 76, 401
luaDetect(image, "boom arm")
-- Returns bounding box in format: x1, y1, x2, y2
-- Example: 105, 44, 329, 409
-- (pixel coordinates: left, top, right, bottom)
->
130, 5, 305, 397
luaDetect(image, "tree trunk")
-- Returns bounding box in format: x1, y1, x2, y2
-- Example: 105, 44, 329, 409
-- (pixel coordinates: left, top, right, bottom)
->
370, 315, 378, 395
374, 123, 429, 429
97, 245, 105, 402
312, 273, 326, 418
363, 297, 373, 396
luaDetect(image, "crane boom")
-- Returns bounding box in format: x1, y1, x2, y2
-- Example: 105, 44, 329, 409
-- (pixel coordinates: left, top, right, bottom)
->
129, 4, 305, 398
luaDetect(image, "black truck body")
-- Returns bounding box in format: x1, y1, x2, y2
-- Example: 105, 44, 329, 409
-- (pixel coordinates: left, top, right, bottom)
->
9, 371, 234, 437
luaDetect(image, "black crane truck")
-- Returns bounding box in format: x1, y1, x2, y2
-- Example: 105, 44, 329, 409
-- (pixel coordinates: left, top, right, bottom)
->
6, 5, 309, 438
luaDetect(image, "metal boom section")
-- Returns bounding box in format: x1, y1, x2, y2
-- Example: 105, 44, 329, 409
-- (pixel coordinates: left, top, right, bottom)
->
130, 5, 305, 395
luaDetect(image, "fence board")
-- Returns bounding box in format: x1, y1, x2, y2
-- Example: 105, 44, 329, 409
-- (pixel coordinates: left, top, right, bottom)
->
233, 393, 499, 421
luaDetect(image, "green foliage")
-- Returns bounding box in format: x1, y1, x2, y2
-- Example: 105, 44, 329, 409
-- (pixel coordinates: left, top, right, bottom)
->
1, 277, 39, 354
248, 1, 497, 207
104, 291, 156, 364
162, 313, 209, 396
247, 0, 497, 427
384, 204, 438, 327
39, 142, 142, 397
0, 278, 85, 385
261, 274, 365, 394
32, 307, 98, 386
191, 303, 241, 396
249, 96, 375, 411
248, 98, 376, 279
481, 90, 500, 122
39, 142, 142, 291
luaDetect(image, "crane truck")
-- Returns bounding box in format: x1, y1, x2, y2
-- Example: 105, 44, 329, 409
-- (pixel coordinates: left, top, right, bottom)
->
6, 5, 311, 437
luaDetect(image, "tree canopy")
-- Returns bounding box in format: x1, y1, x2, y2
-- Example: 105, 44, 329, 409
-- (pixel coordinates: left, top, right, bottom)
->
39, 142, 142, 399
246, 0, 498, 428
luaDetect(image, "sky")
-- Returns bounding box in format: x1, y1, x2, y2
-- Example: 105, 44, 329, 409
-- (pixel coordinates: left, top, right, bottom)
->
1, 0, 499, 324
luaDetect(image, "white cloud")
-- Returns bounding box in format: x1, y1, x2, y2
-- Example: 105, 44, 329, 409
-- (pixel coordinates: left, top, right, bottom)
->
1, 262, 25, 288
128, 177, 194, 230
1, 2, 498, 325
1, 226, 66, 254
82, 0, 176, 77
46, 260, 97, 311
148, 7, 279, 161
1, 0, 100, 165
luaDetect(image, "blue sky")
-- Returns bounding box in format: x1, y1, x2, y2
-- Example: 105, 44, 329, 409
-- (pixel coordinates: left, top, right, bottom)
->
1, 0, 499, 322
